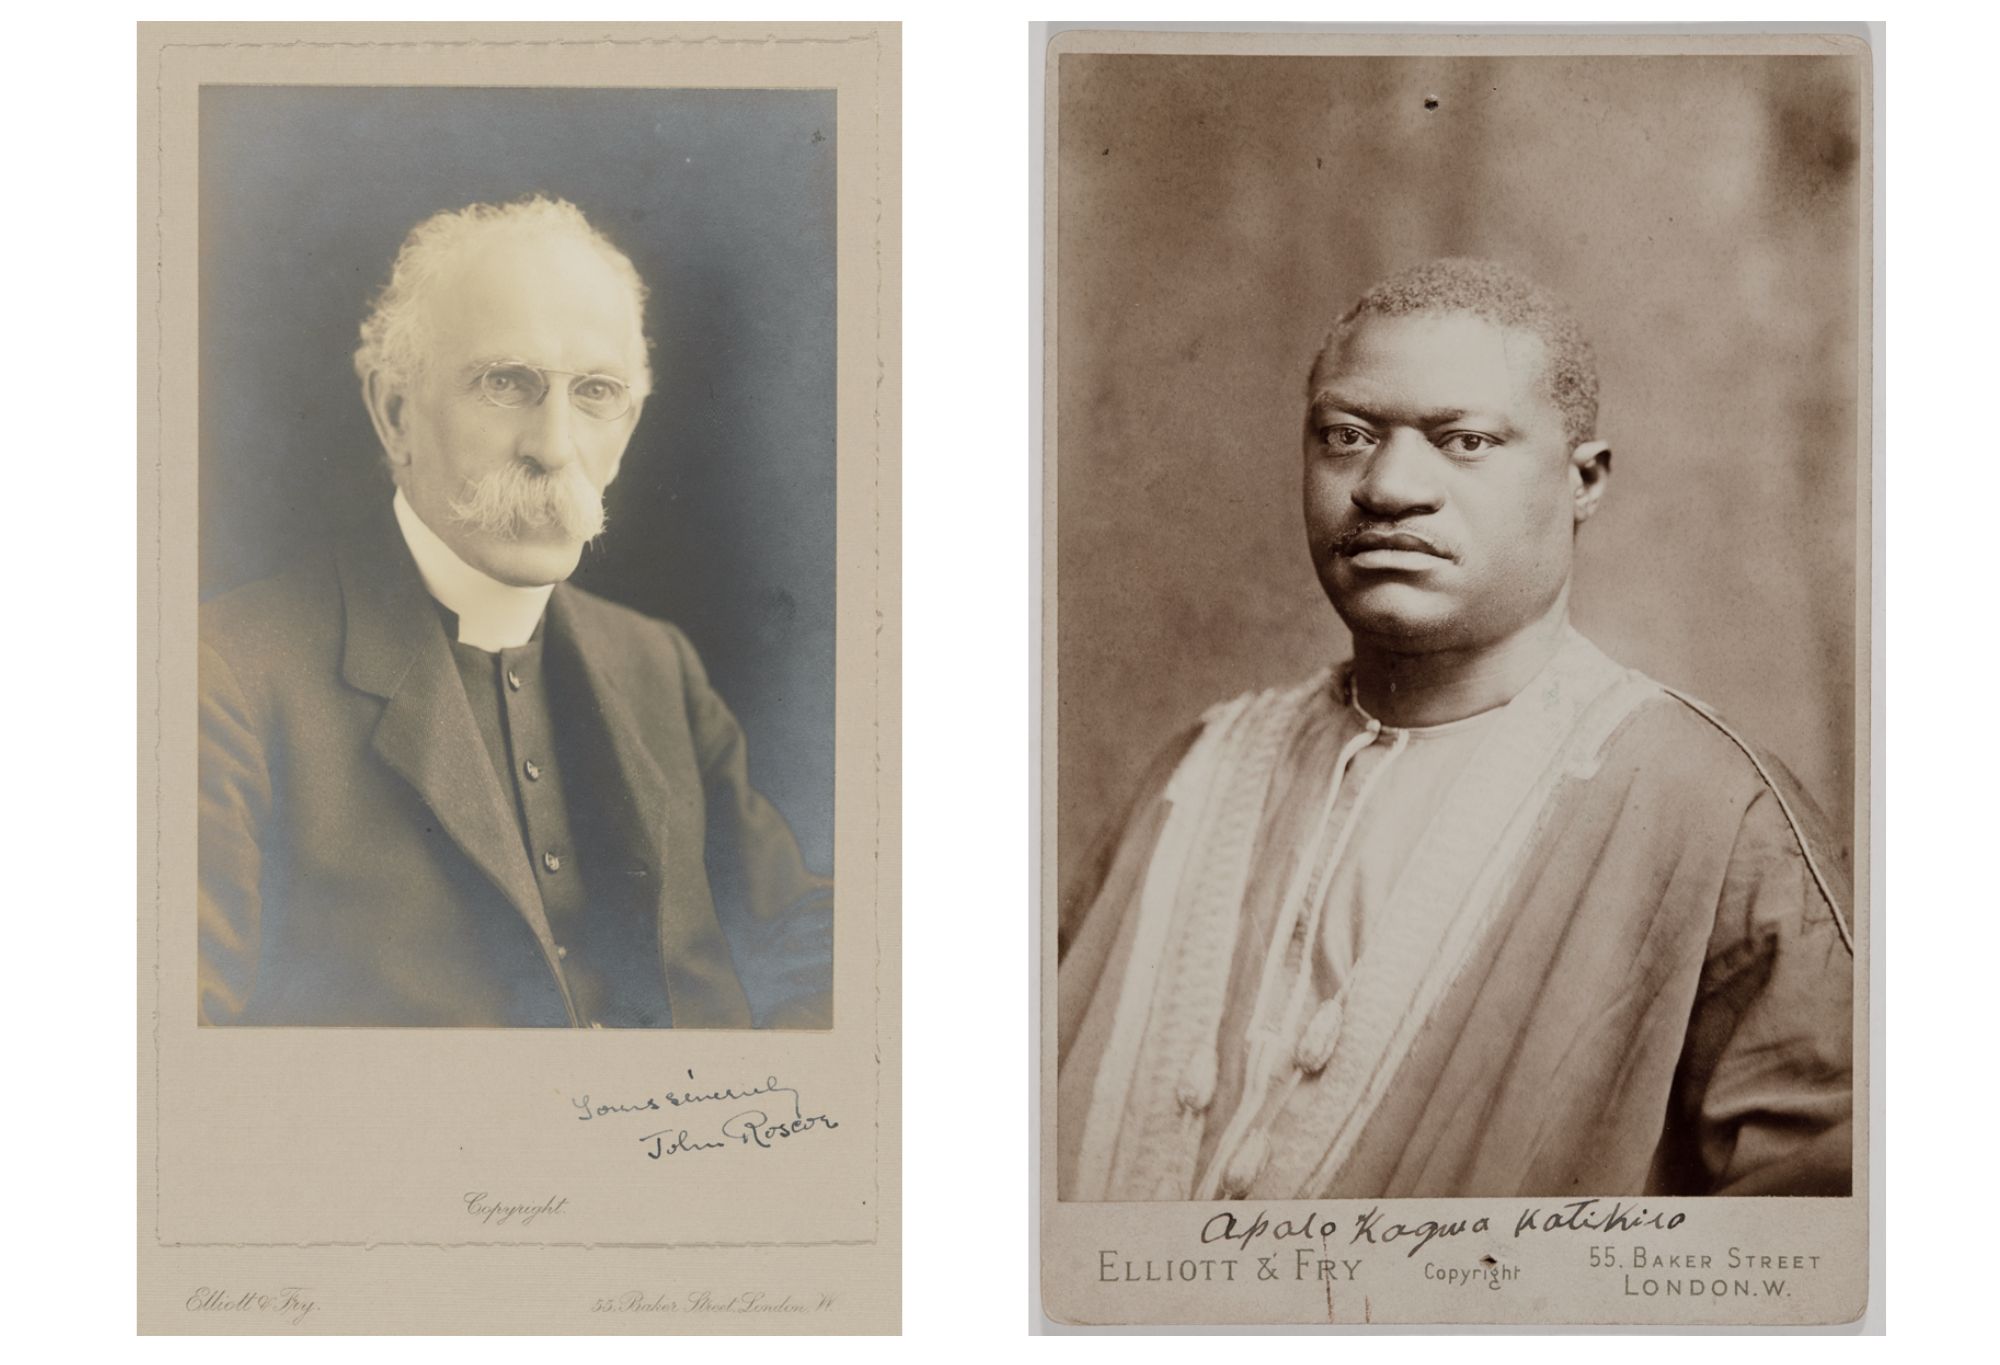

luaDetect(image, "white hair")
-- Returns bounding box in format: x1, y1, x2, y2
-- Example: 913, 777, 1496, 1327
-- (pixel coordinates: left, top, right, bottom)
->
353, 194, 652, 393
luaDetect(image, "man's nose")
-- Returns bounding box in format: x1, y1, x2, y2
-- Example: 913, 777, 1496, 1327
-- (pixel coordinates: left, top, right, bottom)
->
1351, 429, 1444, 519
517, 388, 582, 472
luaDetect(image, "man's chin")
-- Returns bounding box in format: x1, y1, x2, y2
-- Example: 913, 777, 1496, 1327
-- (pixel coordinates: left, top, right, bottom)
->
1325, 579, 1467, 646
467, 532, 586, 588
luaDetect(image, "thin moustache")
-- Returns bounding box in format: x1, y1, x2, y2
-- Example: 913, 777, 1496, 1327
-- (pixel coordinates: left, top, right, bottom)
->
1334, 526, 1456, 560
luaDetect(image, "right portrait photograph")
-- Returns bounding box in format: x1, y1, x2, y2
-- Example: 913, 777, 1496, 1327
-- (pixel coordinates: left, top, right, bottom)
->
1039, 29, 1873, 1328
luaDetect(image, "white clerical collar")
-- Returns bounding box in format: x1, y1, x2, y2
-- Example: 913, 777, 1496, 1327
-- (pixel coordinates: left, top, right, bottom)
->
392, 488, 553, 652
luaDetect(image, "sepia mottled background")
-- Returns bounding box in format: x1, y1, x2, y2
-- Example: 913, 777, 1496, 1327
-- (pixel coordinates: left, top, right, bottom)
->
1054, 53, 1866, 894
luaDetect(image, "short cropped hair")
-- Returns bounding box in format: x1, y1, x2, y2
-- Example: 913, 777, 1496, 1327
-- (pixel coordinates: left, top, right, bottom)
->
354, 194, 652, 394
1311, 258, 1599, 447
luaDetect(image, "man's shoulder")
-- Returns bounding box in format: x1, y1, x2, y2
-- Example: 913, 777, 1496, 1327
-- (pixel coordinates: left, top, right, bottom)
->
1614, 685, 1772, 790
1608, 671, 1851, 905
1189, 668, 1338, 735
1614, 675, 1825, 816
199, 549, 343, 677
1528, 634, 1803, 811
553, 581, 700, 679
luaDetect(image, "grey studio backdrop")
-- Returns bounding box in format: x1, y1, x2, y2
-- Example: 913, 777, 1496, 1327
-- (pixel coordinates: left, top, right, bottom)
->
1055, 54, 1863, 895
199, 86, 837, 873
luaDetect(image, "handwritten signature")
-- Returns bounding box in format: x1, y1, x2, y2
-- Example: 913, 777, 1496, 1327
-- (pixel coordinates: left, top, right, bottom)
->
572, 1073, 840, 1161
1201, 1199, 1691, 1259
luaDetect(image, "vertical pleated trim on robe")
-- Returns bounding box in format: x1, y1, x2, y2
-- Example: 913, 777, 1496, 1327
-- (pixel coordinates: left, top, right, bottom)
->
1057, 628, 1854, 1201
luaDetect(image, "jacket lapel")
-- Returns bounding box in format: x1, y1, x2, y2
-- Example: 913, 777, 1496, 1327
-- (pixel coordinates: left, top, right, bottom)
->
549, 588, 752, 1028
335, 516, 575, 1020
545, 587, 673, 876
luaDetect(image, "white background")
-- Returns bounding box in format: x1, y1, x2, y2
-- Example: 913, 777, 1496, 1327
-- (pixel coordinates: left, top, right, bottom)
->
4, 1, 1984, 1355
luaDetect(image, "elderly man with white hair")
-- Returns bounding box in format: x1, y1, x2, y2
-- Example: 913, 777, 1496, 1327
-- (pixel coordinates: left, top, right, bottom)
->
199, 195, 832, 1029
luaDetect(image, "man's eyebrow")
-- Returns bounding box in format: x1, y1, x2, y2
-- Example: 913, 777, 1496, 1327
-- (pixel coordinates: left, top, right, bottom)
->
465, 356, 633, 380
1307, 393, 1516, 435
1308, 392, 1463, 425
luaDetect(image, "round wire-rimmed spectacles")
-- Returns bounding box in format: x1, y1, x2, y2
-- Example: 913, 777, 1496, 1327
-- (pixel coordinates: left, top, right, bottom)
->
472, 360, 636, 421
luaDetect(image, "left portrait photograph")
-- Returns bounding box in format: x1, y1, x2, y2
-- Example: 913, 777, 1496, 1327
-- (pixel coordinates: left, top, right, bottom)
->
141, 23, 899, 1332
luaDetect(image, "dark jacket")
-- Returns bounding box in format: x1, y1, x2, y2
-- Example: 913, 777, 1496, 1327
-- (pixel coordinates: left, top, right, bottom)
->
197, 513, 832, 1028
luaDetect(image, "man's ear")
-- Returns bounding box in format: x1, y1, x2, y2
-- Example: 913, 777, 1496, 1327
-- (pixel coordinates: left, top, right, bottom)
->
362, 369, 414, 468
1570, 440, 1612, 525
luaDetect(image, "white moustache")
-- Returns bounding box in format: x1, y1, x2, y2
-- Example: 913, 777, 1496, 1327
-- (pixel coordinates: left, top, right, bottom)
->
447, 462, 606, 542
